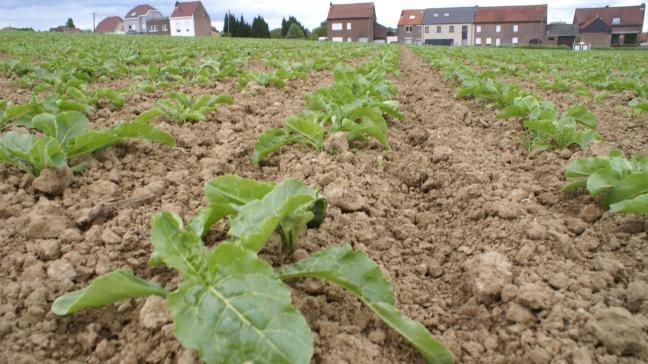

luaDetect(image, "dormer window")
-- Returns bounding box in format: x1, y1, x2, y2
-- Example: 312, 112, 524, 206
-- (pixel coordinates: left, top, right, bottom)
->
409, 15, 415, 20
130, 12, 136, 16
444, 13, 450, 17
612, 17, 620, 25
433, 13, 438, 17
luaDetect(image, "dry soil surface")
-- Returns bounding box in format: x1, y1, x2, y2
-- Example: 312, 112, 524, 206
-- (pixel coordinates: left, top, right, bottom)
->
0, 48, 647, 364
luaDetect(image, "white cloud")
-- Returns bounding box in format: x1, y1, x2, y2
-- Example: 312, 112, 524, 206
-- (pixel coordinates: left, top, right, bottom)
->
0, 0, 646, 31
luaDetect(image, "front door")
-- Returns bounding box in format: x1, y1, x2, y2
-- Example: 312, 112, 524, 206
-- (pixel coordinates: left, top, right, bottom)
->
461, 25, 468, 46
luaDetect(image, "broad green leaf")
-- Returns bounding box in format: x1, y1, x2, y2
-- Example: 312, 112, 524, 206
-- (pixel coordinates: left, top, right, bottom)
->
285, 114, 324, 150
65, 131, 119, 159
187, 205, 236, 237
564, 105, 598, 129
604, 172, 648, 206
278, 244, 453, 364
51, 270, 167, 315
168, 242, 313, 364
587, 167, 621, 197
228, 179, 317, 253
134, 109, 164, 124
610, 193, 648, 214
150, 212, 209, 279
110, 121, 176, 147
251, 128, 300, 165
32, 111, 89, 145
204, 175, 275, 208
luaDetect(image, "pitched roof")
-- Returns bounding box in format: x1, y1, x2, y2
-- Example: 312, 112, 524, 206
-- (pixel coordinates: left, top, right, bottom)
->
125, 4, 157, 18
545, 23, 579, 36
171, 1, 203, 18
474, 4, 547, 23
422, 7, 476, 25
573, 4, 645, 27
327, 2, 375, 20
580, 17, 612, 33
398, 9, 424, 26
95, 16, 122, 33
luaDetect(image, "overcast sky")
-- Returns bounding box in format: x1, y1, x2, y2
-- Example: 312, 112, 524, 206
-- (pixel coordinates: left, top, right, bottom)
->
0, 0, 646, 32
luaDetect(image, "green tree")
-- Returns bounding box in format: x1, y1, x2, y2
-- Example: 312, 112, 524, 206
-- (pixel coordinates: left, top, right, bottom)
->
281, 16, 306, 37
251, 16, 270, 38
270, 28, 282, 38
65, 18, 75, 28
311, 21, 327, 39
285, 23, 305, 39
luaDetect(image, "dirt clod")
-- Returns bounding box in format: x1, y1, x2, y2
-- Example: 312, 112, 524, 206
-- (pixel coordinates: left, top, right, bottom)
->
468, 252, 512, 305
587, 307, 648, 358
32, 167, 72, 195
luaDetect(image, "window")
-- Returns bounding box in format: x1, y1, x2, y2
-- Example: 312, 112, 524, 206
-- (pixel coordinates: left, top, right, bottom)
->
347, 22, 351, 30
476, 25, 481, 33
476, 37, 481, 45
128, 25, 133, 30
409, 15, 416, 19
512, 37, 519, 45
548, 37, 555, 40
496, 38, 500, 46
612, 17, 620, 25
437, 26, 441, 33
449, 26, 454, 33
425, 26, 429, 33
486, 37, 492, 45
185, 21, 190, 32
513, 24, 519, 32
332, 37, 343, 42
444, 12, 450, 17
405, 25, 412, 33
347, 37, 351, 42
433, 13, 438, 17
332, 23, 342, 31
496, 25, 501, 33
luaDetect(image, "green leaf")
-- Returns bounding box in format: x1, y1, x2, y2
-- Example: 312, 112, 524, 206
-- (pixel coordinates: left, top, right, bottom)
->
564, 104, 598, 129
65, 131, 119, 159
604, 172, 648, 206
134, 109, 164, 124
610, 193, 648, 214
285, 114, 324, 151
110, 121, 176, 147
52, 270, 167, 315
32, 111, 89, 145
251, 128, 300, 165
278, 245, 453, 364
587, 167, 621, 197
187, 205, 235, 237
204, 175, 275, 208
168, 242, 313, 364
0, 132, 66, 175
228, 179, 317, 253
150, 212, 209, 279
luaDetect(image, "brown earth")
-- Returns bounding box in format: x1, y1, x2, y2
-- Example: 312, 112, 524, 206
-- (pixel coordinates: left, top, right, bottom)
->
1, 47, 647, 364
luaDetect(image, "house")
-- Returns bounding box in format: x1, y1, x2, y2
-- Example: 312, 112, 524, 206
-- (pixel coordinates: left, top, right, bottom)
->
421, 7, 476, 46
573, 4, 646, 46
170, 1, 212, 37
95, 16, 124, 34
123, 4, 169, 35
397, 9, 424, 45
327, 2, 388, 42
544, 23, 579, 47
473, 4, 547, 46
578, 17, 613, 48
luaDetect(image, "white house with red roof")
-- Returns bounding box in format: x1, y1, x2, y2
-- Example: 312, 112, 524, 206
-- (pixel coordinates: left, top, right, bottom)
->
170, 1, 212, 37
95, 16, 124, 34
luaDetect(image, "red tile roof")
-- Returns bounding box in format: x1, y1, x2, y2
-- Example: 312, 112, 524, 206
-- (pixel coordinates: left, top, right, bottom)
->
328, 2, 375, 20
398, 9, 424, 26
475, 4, 547, 23
95, 16, 122, 33
573, 5, 645, 27
171, 1, 203, 18
125, 4, 157, 18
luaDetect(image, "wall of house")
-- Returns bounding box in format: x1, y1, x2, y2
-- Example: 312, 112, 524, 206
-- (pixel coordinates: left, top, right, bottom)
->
544, 36, 576, 47
147, 19, 170, 35
123, 18, 142, 33
474, 22, 545, 46
171, 17, 195, 37
582, 33, 612, 48
193, 9, 212, 36
328, 18, 374, 42
397, 25, 422, 44
422, 23, 474, 46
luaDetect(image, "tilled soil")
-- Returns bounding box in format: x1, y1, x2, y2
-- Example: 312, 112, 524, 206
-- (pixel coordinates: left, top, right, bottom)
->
1, 48, 647, 364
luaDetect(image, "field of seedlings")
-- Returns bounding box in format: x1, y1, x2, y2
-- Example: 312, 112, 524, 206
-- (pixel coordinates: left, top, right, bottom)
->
0, 30, 647, 364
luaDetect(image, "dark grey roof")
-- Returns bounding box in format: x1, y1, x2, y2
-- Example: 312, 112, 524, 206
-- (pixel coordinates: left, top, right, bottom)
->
546, 23, 579, 36
422, 7, 476, 25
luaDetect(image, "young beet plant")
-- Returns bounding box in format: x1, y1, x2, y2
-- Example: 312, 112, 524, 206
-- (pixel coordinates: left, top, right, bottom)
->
563, 150, 648, 214
52, 175, 453, 364
137, 92, 233, 124
0, 111, 175, 176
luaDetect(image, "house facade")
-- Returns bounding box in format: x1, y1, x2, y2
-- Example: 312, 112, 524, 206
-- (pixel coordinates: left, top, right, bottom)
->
473, 4, 547, 46
170, 1, 212, 37
327, 2, 386, 42
573, 4, 646, 46
123, 4, 168, 35
397, 9, 424, 45
95, 16, 124, 34
578, 17, 613, 48
421, 7, 476, 46
544, 23, 579, 47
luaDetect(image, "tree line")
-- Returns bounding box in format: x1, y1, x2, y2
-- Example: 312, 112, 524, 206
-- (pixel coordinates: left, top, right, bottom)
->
222, 13, 327, 40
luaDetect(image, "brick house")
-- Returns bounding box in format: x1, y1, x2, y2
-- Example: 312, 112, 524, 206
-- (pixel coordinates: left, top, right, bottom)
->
544, 23, 579, 47
123, 4, 169, 35
170, 1, 212, 37
397, 9, 424, 45
327, 2, 387, 42
578, 17, 613, 48
421, 7, 476, 46
573, 4, 646, 46
474, 4, 547, 46
95, 16, 124, 34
